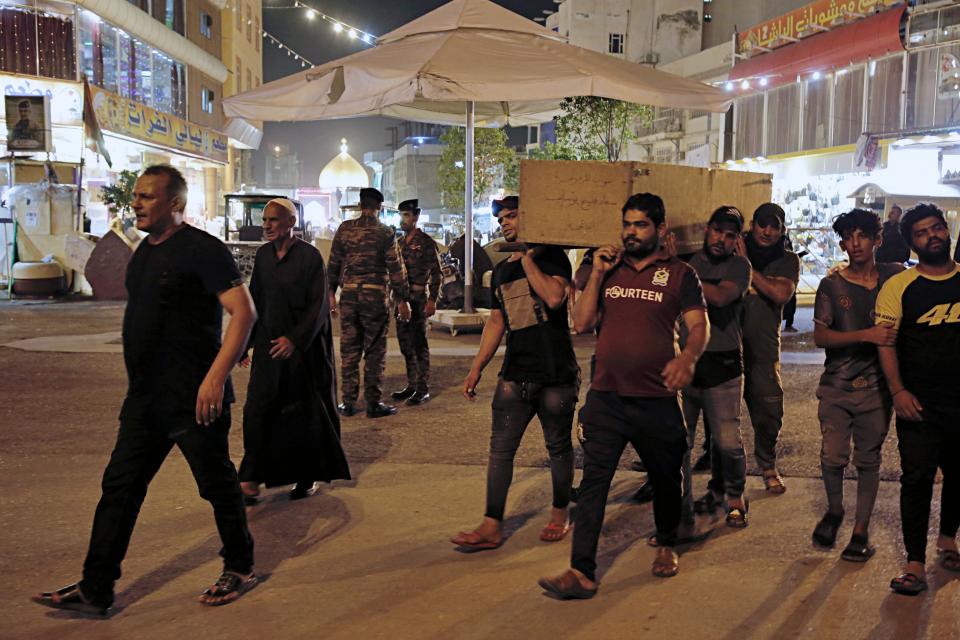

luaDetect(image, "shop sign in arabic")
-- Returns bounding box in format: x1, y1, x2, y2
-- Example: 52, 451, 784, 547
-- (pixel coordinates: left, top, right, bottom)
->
89, 85, 228, 163
738, 0, 902, 55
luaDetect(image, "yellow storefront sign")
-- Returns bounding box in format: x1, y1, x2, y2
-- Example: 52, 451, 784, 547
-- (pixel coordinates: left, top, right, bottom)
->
88, 85, 228, 164
738, 0, 903, 55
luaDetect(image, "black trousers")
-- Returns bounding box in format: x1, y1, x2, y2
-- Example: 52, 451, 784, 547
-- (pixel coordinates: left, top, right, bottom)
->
572, 391, 687, 582
896, 405, 960, 564
80, 409, 254, 606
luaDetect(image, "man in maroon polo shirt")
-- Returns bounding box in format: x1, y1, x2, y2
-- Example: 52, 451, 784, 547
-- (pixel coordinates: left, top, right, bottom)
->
539, 193, 709, 599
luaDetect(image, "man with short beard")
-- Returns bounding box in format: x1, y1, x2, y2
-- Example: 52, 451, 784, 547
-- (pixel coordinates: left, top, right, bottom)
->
681, 206, 752, 529
539, 193, 708, 598
740, 203, 800, 494
876, 203, 960, 595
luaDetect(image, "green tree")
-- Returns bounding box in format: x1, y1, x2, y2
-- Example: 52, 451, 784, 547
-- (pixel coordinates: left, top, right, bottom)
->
100, 169, 138, 221
438, 127, 518, 210
549, 97, 653, 162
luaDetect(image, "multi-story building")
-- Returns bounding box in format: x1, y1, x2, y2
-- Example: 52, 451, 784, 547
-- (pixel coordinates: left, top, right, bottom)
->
221, 0, 262, 192
0, 0, 255, 237
544, 0, 959, 289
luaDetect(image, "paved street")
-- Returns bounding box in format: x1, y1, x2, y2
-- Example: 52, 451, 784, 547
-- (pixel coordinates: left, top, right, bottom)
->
0, 300, 956, 639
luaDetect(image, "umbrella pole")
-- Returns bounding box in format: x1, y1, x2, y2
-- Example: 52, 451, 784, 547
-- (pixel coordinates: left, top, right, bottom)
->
463, 101, 475, 314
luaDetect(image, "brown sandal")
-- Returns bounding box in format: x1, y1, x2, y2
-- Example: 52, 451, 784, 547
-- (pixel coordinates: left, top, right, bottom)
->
450, 530, 503, 551
198, 572, 258, 606
539, 522, 572, 542
763, 472, 786, 494
652, 548, 679, 578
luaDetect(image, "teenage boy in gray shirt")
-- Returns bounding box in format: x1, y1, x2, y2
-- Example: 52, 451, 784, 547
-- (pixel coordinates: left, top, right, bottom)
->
812, 209, 902, 561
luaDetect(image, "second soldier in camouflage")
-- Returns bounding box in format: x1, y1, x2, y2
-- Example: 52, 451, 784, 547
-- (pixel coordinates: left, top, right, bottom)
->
391, 199, 442, 405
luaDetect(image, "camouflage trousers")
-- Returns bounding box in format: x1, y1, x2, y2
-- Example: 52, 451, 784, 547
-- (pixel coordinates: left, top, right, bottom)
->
339, 288, 389, 407
395, 293, 431, 393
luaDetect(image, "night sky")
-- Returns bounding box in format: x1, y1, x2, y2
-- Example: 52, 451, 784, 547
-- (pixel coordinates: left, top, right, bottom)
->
255, 0, 558, 186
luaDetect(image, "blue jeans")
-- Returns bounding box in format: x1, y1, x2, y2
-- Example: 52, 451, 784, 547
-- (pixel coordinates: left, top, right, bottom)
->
681, 376, 746, 517
484, 377, 577, 521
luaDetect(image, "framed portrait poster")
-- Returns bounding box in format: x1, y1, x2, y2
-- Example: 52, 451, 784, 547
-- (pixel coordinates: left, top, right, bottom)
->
5, 95, 51, 152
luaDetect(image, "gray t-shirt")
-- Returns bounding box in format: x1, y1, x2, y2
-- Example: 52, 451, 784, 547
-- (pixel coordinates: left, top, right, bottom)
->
814, 262, 904, 390
742, 251, 801, 363
686, 251, 752, 353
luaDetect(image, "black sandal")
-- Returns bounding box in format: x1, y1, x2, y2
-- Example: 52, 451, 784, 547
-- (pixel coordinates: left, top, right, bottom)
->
890, 572, 928, 596
199, 572, 259, 606
841, 534, 875, 563
812, 511, 844, 547
32, 583, 111, 617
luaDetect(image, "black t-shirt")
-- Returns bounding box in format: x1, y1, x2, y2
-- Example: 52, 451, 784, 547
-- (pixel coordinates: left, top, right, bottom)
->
490, 247, 577, 384
121, 225, 244, 421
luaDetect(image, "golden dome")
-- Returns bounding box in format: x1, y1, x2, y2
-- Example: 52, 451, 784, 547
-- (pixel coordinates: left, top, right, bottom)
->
318, 138, 370, 189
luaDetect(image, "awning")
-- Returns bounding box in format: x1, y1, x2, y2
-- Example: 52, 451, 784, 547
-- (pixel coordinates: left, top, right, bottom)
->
730, 6, 905, 89
848, 177, 960, 201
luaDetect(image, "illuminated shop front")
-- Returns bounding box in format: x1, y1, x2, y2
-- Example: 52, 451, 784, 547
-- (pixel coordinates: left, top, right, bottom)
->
727, 2, 960, 290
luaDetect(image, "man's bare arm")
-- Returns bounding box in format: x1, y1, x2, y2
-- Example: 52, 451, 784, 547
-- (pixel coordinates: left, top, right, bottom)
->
521, 251, 568, 309
463, 310, 507, 399
878, 345, 923, 421
751, 271, 796, 306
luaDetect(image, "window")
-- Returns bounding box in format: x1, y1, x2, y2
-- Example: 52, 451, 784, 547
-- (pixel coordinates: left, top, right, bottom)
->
907, 49, 937, 128
246, 6, 252, 42
79, 11, 186, 117
802, 75, 830, 150
235, 55, 242, 91
118, 30, 133, 99
235, 1, 242, 31
735, 93, 764, 158
201, 87, 215, 114
255, 75, 260, 87
151, 0, 184, 35
608, 33, 624, 54
134, 39, 153, 105
833, 66, 865, 145
935, 43, 960, 126
766, 84, 800, 155
246, 69, 252, 91
0, 7, 77, 79
255, 17, 260, 52
200, 11, 212, 38
866, 55, 903, 132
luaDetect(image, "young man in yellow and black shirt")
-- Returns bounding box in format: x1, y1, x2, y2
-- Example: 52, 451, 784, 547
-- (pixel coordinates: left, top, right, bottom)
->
875, 203, 960, 595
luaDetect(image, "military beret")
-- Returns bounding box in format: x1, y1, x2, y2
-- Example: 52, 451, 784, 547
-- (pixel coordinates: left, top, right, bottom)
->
398, 199, 420, 213
359, 187, 384, 204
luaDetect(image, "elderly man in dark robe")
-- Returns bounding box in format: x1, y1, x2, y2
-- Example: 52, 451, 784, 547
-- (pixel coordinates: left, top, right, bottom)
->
239, 198, 350, 502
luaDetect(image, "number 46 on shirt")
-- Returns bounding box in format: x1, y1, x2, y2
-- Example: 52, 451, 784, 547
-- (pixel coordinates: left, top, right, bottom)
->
917, 302, 960, 326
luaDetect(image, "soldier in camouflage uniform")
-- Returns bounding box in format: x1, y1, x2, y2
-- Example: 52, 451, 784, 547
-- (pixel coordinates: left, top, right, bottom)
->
328, 188, 410, 418
391, 199, 442, 406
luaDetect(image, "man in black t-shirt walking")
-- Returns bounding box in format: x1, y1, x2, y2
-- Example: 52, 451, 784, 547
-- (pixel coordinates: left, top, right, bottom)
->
34, 166, 258, 615
451, 196, 579, 551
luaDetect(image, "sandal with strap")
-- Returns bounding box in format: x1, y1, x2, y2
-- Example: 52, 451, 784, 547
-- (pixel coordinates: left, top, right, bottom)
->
762, 472, 787, 494
539, 522, 572, 543
812, 511, 844, 547
450, 530, 503, 551
890, 572, 928, 596
938, 548, 960, 572
694, 491, 722, 515
652, 548, 679, 578
198, 571, 259, 606
538, 569, 598, 600
32, 583, 111, 617
841, 534, 875, 563
726, 498, 749, 529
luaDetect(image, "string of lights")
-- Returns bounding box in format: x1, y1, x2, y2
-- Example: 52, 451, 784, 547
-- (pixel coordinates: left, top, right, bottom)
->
263, 1, 377, 45
262, 30, 318, 68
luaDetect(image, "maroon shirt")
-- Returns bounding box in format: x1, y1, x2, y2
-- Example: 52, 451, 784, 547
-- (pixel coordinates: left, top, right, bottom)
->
592, 256, 705, 397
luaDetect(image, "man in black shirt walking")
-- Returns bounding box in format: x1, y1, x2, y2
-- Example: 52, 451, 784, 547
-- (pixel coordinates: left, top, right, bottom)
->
34, 166, 258, 615
451, 196, 579, 550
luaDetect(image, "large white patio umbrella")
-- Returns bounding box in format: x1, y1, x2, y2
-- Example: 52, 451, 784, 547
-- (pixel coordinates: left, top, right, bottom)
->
225, 0, 732, 311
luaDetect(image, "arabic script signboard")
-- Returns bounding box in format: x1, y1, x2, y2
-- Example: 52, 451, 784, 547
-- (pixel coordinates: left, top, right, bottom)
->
89, 85, 228, 164
738, 0, 903, 55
